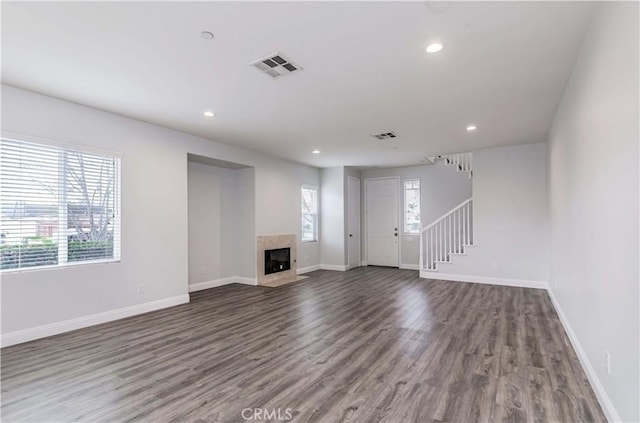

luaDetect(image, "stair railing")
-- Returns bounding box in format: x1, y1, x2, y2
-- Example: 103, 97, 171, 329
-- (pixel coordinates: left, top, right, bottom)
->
420, 198, 473, 271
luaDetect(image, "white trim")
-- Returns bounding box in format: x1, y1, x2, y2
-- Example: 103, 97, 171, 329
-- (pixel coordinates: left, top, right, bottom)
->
361, 260, 367, 266
547, 289, 621, 423
320, 264, 347, 271
400, 263, 420, 270
189, 277, 237, 292
235, 277, 257, 286
0, 294, 190, 348
297, 265, 321, 275
420, 271, 548, 290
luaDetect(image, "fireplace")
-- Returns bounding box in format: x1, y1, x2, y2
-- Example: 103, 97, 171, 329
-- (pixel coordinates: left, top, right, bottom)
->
265, 247, 291, 275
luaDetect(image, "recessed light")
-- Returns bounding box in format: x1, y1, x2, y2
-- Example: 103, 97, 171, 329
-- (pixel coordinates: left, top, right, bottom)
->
426, 42, 444, 53
312, 149, 321, 154
203, 111, 215, 117
466, 125, 477, 132
200, 31, 214, 40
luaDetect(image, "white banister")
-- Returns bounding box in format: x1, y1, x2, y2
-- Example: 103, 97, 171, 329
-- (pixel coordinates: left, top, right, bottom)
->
420, 197, 473, 271
442, 152, 473, 177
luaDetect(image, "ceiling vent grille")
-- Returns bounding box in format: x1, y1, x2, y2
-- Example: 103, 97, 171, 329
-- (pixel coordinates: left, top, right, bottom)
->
251, 52, 302, 79
371, 131, 398, 140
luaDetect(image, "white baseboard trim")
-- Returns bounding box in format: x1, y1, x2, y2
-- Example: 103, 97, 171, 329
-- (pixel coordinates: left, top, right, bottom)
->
320, 264, 348, 271
361, 261, 367, 266
1, 294, 190, 348
546, 288, 620, 422
400, 263, 420, 270
297, 265, 321, 275
189, 276, 257, 292
189, 277, 236, 292
420, 271, 549, 290
235, 277, 257, 286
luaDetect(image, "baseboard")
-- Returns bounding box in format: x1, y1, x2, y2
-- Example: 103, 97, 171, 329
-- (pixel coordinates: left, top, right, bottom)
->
399, 263, 420, 270
420, 271, 548, 290
320, 264, 347, 271
547, 289, 621, 422
297, 265, 321, 275
235, 277, 257, 286
1, 294, 190, 348
189, 277, 236, 292
361, 260, 367, 266
189, 276, 257, 292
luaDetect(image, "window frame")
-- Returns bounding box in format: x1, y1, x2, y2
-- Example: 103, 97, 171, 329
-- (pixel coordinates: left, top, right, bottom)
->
403, 178, 421, 235
301, 184, 319, 243
0, 133, 122, 273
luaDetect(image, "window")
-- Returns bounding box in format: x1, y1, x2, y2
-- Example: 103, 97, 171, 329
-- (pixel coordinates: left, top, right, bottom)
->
1, 138, 121, 271
301, 185, 318, 242
404, 179, 421, 234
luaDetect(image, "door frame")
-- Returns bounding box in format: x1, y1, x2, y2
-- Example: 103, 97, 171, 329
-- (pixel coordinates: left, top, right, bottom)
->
363, 176, 401, 267
346, 176, 361, 270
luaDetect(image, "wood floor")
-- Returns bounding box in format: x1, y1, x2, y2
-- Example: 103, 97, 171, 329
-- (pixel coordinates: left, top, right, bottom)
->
1, 267, 606, 422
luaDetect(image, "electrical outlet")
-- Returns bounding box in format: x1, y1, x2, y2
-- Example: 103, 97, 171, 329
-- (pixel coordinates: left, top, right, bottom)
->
137, 283, 144, 294
492, 262, 499, 271
199, 265, 206, 275
605, 350, 611, 375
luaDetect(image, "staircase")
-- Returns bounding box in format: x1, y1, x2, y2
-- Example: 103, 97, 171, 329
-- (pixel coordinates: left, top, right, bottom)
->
420, 152, 474, 273
420, 198, 473, 271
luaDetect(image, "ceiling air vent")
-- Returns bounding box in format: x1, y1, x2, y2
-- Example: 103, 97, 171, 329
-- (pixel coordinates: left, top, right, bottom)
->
251, 52, 302, 79
371, 131, 398, 140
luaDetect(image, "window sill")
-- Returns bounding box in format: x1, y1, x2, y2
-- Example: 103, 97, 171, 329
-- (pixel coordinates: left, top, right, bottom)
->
1, 258, 121, 274
301, 240, 318, 243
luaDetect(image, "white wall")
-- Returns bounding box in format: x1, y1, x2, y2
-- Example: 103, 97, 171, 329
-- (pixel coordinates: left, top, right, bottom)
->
320, 167, 344, 267
441, 143, 548, 283
187, 162, 255, 285
361, 163, 472, 266
547, 3, 639, 421
1, 85, 319, 338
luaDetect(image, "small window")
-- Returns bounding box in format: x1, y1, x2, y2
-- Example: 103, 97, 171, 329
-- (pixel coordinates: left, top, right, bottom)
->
301, 186, 318, 242
1, 138, 121, 271
404, 179, 421, 234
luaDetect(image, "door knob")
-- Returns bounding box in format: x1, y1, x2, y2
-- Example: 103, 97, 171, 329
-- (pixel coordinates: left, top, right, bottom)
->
349, 234, 353, 237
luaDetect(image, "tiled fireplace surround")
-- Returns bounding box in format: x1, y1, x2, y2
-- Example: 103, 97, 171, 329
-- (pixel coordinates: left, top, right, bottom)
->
256, 234, 297, 286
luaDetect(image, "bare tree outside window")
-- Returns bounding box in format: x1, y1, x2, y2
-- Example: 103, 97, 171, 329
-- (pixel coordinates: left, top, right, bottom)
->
0, 139, 120, 271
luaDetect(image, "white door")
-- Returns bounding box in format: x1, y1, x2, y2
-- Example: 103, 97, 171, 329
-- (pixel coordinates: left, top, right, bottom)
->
347, 176, 361, 268
366, 178, 399, 267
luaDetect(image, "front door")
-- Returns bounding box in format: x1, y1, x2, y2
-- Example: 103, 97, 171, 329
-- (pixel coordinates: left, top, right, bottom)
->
366, 178, 399, 267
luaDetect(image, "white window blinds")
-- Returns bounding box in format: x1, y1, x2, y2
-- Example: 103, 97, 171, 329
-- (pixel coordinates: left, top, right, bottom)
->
0, 138, 121, 271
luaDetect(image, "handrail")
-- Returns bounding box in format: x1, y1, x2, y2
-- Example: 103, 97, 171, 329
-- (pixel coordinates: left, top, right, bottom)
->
421, 197, 473, 233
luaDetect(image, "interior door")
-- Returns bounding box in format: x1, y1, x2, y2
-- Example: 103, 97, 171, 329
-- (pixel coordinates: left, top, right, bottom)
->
366, 178, 399, 267
347, 176, 361, 268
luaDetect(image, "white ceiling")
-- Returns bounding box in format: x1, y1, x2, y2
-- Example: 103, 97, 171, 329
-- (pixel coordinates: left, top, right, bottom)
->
2, 1, 594, 168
